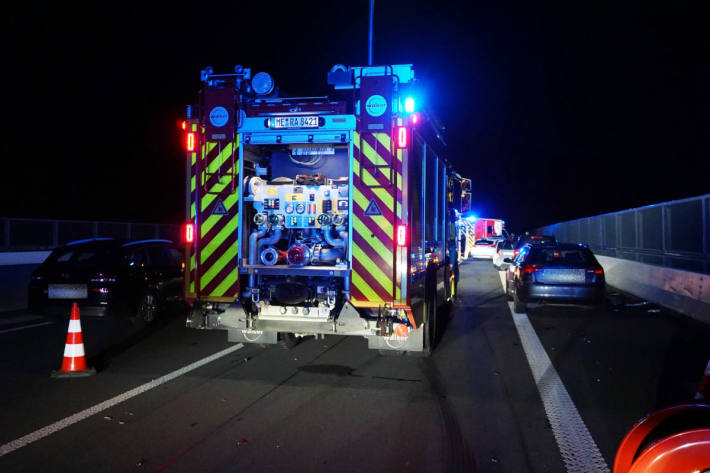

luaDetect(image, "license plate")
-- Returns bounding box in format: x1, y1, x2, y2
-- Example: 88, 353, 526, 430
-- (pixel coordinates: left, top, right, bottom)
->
48, 284, 88, 299
270, 116, 319, 129
541, 269, 585, 284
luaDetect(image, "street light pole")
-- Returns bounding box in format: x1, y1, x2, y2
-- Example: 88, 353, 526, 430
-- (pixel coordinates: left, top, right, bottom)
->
368, 0, 374, 65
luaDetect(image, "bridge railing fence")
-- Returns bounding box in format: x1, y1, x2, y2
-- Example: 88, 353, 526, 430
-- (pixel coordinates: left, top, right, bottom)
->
536, 194, 710, 275
1, 217, 181, 252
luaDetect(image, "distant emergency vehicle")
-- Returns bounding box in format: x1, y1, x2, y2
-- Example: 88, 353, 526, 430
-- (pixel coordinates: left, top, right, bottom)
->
180, 64, 471, 353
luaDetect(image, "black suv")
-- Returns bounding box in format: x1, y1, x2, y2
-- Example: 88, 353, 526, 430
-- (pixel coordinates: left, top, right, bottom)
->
28, 238, 184, 324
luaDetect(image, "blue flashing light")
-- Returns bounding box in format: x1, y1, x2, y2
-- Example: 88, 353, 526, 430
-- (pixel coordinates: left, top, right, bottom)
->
66, 238, 114, 246
466, 215, 477, 222
121, 239, 174, 247
404, 97, 415, 113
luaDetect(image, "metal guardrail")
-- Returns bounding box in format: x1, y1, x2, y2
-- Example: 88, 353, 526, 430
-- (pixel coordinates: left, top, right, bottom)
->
535, 194, 710, 275
0, 217, 181, 252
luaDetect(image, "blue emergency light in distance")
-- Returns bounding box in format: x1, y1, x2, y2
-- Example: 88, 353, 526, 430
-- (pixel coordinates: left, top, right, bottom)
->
404, 97, 415, 113
466, 215, 477, 222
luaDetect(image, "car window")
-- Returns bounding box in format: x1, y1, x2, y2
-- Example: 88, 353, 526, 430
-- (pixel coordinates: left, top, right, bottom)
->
525, 247, 596, 266
51, 249, 74, 263
166, 248, 183, 267
475, 239, 492, 245
501, 240, 514, 250
123, 248, 150, 268
147, 246, 183, 268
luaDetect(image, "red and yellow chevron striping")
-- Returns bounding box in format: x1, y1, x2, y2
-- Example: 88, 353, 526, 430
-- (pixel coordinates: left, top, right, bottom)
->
185, 134, 240, 302
350, 131, 404, 307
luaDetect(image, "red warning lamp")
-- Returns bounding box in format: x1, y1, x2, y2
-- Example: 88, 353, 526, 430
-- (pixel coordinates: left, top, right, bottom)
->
397, 225, 407, 247
409, 112, 421, 126
185, 132, 197, 152
395, 126, 409, 149
184, 223, 195, 243
181, 120, 187, 130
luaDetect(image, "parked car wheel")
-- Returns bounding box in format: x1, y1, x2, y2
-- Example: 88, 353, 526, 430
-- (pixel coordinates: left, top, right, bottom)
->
136, 292, 158, 324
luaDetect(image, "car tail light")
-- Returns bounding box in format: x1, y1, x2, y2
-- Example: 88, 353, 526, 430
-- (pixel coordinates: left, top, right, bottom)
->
397, 225, 407, 247
184, 223, 195, 243
586, 266, 604, 275
520, 265, 542, 274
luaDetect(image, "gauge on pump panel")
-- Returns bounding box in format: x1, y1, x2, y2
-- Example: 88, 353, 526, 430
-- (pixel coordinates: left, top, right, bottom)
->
268, 213, 284, 226
253, 213, 267, 226
285, 204, 294, 214
295, 203, 306, 214
317, 214, 332, 226
332, 214, 346, 226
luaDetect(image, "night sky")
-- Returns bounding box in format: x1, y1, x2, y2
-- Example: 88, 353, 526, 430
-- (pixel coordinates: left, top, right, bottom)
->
2, 2, 707, 233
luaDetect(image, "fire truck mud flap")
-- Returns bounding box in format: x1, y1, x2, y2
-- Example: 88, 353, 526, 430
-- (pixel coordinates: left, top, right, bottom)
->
228, 328, 278, 344
367, 326, 424, 352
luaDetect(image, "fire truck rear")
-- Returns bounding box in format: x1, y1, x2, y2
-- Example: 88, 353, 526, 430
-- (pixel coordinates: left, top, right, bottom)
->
181, 64, 470, 353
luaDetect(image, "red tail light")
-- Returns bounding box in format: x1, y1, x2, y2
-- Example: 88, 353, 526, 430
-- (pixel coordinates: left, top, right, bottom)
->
395, 126, 409, 148
185, 132, 196, 152
587, 267, 604, 275
520, 264, 543, 274
184, 223, 195, 243
397, 225, 407, 246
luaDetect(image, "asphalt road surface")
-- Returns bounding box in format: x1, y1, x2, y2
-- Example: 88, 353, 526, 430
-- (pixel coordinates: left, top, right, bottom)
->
1, 260, 708, 472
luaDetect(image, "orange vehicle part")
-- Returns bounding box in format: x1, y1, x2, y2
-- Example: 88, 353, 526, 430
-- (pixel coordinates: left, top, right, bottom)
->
614, 403, 710, 473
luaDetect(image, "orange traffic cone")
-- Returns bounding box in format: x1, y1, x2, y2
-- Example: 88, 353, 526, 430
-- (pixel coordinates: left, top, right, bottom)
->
51, 302, 96, 378
695, 359, 710, 401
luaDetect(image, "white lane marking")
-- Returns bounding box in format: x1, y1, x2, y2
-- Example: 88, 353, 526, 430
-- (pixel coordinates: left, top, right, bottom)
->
0, 342, 244, 457
498, 271, 609, 473
0, 321, 54, 334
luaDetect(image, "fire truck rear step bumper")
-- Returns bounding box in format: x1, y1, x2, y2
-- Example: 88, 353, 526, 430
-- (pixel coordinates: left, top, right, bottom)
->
209, 301, 424, 351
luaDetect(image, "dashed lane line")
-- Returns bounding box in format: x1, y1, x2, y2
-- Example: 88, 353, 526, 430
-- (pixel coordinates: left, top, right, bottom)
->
498, 271, 609, 473
0, 343, 244, 457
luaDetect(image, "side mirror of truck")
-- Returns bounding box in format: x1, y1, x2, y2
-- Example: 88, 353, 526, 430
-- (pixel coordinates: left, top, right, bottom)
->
461, 193, 472, 213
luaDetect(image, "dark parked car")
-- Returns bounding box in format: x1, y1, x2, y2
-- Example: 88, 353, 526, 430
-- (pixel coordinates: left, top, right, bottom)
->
28, 238, 184, 324
504, 243, 605, 312
512, 234, 557, 259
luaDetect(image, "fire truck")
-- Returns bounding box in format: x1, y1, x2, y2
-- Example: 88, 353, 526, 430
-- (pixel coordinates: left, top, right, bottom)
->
180, 64, 471, 353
